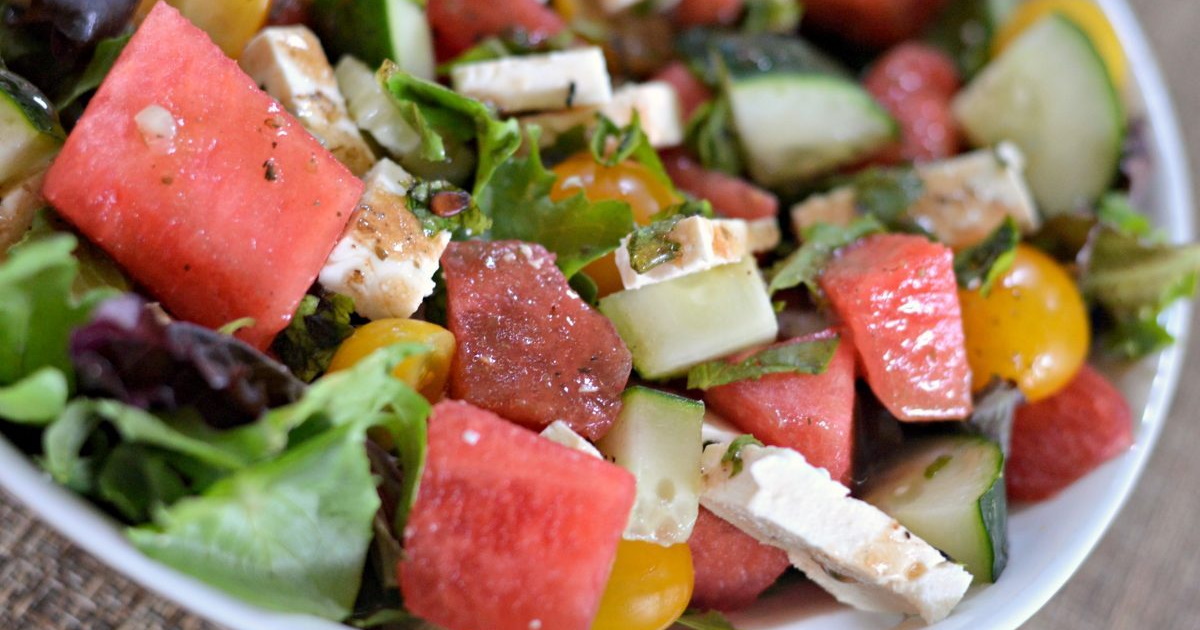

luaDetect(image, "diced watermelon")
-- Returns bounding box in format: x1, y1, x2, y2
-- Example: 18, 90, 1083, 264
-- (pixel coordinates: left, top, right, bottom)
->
442, 240, 632, 440
704, 330, 856, 484
688, 507, 790, 611
399, 400, 636, 630
427, 0, 567, 62
42, 3, 361, 350
802, 0, 951, 49
671, 0, 745, 28
819, 234, 972, 421
1007, 365, 1133, 502
863, 43, 962, 163
661, 149, 779, 221
651, 62, 712, 122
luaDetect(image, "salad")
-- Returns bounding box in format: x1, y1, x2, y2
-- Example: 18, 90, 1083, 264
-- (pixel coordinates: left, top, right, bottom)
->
1, 0, 1198, 629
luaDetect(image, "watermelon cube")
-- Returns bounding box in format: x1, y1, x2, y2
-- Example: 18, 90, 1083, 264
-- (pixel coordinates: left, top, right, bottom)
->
42, 3, 363, 349
704, 329, 857, 485
442, 240, 632, 440
819, 234, 972, 421
399, 400, 636, 630
688, 507, 790, 611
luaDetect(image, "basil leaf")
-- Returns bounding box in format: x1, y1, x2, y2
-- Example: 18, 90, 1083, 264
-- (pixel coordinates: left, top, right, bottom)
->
684, 94, 743, 175
766, 215, 886, 295
721, 434, 764, 477
271, 293, 357, 382
381, 63, 522, 199
56, 34, 130, 110
686, 335, 840, 390
481, 128, 635, 278
954, 217, 1019, 295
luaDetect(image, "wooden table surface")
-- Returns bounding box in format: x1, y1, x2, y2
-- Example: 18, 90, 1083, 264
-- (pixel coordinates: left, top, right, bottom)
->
1, 1, 1197, 628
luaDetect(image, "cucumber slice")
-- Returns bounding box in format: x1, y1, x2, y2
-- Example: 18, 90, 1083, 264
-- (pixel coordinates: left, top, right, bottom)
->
728, 73, 896, 187
312, 0, 435, 80
952, 15, 1123, 215
0, 70, 64, 188
598, 257, 778, 380
862, 434, 1007, 583
596, 387, 704, 545
335, 56, 422, 157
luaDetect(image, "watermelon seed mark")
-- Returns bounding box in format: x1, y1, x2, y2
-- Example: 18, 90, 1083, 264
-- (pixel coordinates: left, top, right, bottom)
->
161, 176, 173, 185
263, 159, 279, 182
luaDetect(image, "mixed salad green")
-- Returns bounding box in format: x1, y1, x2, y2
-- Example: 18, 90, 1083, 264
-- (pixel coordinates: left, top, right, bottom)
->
2, 0, 1200, 629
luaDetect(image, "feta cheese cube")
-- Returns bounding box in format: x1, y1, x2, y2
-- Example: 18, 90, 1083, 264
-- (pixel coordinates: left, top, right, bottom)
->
614, 216, 750, 290
240, 26, 375, 176
789, 144, 1039, 248
520, 81, 685, 148
319, 159, 450, 319
540, 421, 603, 458
745, 215, 782, 253
451, 47, 613, 114
699, 442, 972, 623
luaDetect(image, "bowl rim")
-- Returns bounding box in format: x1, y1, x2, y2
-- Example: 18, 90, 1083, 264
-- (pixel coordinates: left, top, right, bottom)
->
0, 1, 1193, 629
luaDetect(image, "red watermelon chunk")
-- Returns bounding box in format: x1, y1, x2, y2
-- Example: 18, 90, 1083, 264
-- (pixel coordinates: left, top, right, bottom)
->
442, 240, 632, 440
428, 0, 567, 62
688, 507, 790, 611
1007, 365, 1133, 502
704, 329, 856, 485
660, 149, 779, 221
819, 234, 972, 421
42, 3, 362, 350
651, 62, 712, 122
400, 400, 636, 630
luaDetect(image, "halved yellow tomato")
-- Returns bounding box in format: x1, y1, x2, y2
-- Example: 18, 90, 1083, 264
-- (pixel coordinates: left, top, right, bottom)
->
591, 540, 694, 630
327, 318, 456, 403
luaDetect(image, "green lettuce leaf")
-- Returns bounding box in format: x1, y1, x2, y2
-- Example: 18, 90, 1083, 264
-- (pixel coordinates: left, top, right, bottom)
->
954, 217, 1019, 295
766, 215, 886, 295
480, 128, 634, 278
589, 113, 673, 189
686, 335, 840, 390
0, 367, 68, 425
125, 346, 430, 620
380, 63, 521, 201
271, 293, 357, 382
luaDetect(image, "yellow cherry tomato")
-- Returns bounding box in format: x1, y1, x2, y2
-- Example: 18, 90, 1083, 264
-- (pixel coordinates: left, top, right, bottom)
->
138, 0, 271, 58
992, 0, 1127, 91
958, 244, 1090, 402
327, 319, 456, 403
592, 540, 694, 630
550, 152, 681, 296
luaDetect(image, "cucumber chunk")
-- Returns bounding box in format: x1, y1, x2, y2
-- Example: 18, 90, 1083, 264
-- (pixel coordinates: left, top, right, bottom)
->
312, 0, 435, 80
952, 15, 1123, 215
0, 70, 64, 188
596, 387, 704, 545
729, 73, 895, 187
598, 257, 778, 380
335, 56, 421, 157
862, 434, 1007, 583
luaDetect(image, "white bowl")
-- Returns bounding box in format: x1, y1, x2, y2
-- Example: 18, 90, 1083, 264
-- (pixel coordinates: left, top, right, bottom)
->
0, 1, 1191, 628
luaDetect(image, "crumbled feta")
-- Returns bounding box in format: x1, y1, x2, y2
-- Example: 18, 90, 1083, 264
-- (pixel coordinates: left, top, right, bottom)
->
539, 421, 603, 458
520, 81, 684, 148
319, 159, 450, 319
699, 442, 972, 623
240, 26, 375, 175
614, 216, 750, 290
451, 47, 612, 114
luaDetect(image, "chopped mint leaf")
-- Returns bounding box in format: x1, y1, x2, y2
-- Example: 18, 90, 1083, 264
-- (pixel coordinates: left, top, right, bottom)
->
626, 215, 685, 274
742, 0, 803, 34
650, 197, 715, 222
271, 293, 357, 382
588, 113, 674, 189
217, 317, 257, 336
685, 95, 743, 175
722, 434, 764, 477
407, 179, 492, 237
381, 64, 522, 198
687, 335, 840, 390
954, 217, 1019, 295
848, 167, 925, 231
480, 127, 635, 278
674, 610, 739, 629
766, 215, 886, 295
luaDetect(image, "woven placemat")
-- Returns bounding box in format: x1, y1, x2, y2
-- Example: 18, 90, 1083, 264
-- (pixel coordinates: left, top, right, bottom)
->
0, 488, 222, 630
